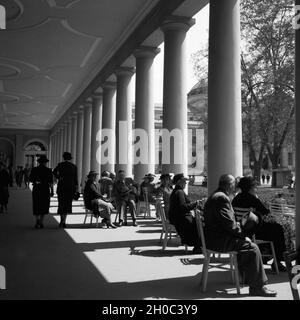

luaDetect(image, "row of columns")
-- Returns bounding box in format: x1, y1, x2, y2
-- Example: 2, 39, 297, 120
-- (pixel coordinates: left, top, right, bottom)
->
49, 0, 243, 195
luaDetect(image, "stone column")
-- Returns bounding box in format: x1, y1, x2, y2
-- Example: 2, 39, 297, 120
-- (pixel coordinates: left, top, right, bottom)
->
71, 114, 77, 159
115, 67, 135, 176
90, 92, 103, 174
76, 109, 84, 189
133, 46, 160, 183
62, 123, 68, 154
59, 127, 64, 162
82, 102, 92, 185
161, 16, 195, 176
207, 0, 243, 193
101, 82, 116, 174
66, 119, 72, 153
295, 0, 300, 250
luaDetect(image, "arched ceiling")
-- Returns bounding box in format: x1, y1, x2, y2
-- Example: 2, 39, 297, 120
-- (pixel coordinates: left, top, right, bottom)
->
0, 0, 161, 130
0, 0, 208, 131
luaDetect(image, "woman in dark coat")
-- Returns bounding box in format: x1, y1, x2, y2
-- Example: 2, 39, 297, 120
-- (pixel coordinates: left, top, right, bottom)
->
0, 162, 10, 213
232, 176, 287, 272
168, 173, 201, 253
53, 152, 78, 228
29, 155, 54, 228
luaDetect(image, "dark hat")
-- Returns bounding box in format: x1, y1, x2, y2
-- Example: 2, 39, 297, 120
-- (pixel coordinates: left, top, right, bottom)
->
87, 170, 99, 178
237, 176, 258, 192
143, 173, 155, 179
63, 152, 72, 160
159, 173, 172, 180
173, 173, 189, 185
37, 155, 49, 164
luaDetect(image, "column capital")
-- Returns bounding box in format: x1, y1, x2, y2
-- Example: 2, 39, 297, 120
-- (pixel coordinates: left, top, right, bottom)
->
102, 81, 116, 90
115, 66, 135, 78
161, 15, 195, 33
91, 92, 103, 100
133, 46, 161, 59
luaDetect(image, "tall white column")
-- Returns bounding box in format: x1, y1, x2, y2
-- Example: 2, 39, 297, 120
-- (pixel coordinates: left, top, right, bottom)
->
66, 119, 72, 153
58, 127, 64, 162
101, 82, 116, 174
62, 123, 68, 154
82, 102, 92, 185
133, 46, 160, 183
71, 114, 77, 159
76, 109, 84, 188
295, 0, 300, 250
115, 67, 135, 176
90, 92, 103, 174
161, 16, 194, 176
207, 0, 243, 194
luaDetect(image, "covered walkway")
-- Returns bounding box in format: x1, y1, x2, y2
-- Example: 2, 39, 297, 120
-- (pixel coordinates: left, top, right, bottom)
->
0, 189, 293, 300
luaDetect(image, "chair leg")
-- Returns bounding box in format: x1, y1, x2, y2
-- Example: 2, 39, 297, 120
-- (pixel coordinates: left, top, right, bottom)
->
90, 214, 93, 224
162, 230, 169, 250
233, 255, 241, 295
202, 255, 210, 292
185, 245, 188, 254
96, 216, 99, 228
270, 242, 279, 275
159, 229, 164, 244
83, 214, 87, 224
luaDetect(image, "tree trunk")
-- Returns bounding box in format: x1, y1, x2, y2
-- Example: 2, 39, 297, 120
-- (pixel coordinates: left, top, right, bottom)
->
271, 161, 279, 188
253, 162, 262, 185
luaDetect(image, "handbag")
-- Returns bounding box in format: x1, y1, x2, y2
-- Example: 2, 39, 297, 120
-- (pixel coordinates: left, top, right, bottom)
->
241, 211, 260, 232
73, 191, 80, 201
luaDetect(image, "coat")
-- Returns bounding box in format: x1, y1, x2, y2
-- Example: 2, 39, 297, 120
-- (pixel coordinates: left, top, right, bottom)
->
168, 185, 198, 246
53, 161, 78, 214
203, 189, 245, 252
29, 165, 53, 216
84, 179, 105, 214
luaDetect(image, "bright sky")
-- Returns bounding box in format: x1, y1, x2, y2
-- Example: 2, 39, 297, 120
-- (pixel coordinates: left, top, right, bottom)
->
131, 4, 210, 104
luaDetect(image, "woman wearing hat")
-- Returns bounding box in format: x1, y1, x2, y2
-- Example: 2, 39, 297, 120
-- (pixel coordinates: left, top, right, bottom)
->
29, 155, 54, 228
53, 152, 78, 228
232, 176, 288, 272
168, 173, 202, 253
83, 171, 116, 228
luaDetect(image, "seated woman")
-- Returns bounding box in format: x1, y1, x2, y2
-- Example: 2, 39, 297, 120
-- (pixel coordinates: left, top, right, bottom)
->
140, 173, 157, 203
168, 174, 201, 253
232, 176, 288, 272
83, 171, 116, 228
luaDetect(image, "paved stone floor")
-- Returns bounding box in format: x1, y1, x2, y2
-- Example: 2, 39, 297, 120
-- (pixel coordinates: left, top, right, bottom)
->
0, 189, 294, 300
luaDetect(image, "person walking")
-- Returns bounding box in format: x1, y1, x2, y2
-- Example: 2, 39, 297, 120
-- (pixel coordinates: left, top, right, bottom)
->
29, 155, 54, 229
266, 174, 271, 185
0, 162, 10, 214
53, 152, 78, 228
15, 166, 24, 188
23, 164, 31, 188
261, 174, 266, 184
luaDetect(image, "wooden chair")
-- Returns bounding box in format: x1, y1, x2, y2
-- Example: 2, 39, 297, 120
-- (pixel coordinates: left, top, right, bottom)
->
83, 208, 100, 228
284, 250, 300, 300
194, 210, 241, 294
156, 199, 188, 253
233, 207, 279, 275
136, 187, 151, 218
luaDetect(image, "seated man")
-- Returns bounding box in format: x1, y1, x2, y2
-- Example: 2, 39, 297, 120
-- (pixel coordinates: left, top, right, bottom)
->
83, 171, 116, 228
203, 174, 277, 297
168, 173, 202, 253
113, 170, 137, 227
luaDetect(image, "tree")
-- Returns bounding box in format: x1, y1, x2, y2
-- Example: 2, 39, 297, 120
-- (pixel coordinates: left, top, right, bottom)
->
241, 0, 295, 187
191, 0, 295, 186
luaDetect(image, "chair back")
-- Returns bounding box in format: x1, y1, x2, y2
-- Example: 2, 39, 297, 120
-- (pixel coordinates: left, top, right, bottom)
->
156, 199, 167, 226
194, 209, 208, 258
233, 207, 252, 223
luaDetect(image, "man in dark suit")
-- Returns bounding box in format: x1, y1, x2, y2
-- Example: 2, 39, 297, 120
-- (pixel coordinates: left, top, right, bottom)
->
203, 174, 277, 297
53, 152, 78, 228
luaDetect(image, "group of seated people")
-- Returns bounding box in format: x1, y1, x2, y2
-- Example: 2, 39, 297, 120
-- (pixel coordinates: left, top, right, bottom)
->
167, 173, 297, 297
83, 169, 173, 228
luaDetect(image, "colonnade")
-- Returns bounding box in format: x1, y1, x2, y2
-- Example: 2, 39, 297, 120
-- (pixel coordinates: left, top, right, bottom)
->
49, 0, 242, 194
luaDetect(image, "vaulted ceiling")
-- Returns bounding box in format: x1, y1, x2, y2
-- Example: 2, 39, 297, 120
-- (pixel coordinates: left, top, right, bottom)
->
0, 0, 208, 131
